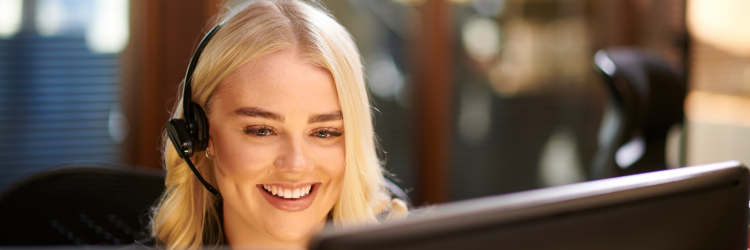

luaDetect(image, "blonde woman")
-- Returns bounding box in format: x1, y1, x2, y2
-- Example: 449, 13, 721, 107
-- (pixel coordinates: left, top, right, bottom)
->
151, 0, 408, 249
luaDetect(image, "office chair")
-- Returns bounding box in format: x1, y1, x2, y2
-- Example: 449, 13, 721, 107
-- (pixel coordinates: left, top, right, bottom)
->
0, 161, 165, 246
590, 48, 686, 179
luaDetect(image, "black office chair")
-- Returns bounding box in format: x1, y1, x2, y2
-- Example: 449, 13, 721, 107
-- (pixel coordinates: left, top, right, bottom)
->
590, 48, 686, 179
0, 161, 165, 246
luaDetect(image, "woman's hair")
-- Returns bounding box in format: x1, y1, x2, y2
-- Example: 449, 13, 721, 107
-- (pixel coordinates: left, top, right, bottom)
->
150, 0, 407, 249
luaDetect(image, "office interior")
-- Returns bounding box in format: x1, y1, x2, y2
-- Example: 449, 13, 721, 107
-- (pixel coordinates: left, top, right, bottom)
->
0, 0, 749, 247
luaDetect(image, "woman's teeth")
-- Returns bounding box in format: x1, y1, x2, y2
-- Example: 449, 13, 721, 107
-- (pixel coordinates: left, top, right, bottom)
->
262, 184, 312, 199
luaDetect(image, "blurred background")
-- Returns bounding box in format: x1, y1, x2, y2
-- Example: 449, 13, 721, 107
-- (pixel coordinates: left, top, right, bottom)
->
0, 0, 749, 207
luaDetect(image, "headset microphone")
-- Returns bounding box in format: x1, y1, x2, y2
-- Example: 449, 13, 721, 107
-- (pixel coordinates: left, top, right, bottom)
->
166, 24, 222, 198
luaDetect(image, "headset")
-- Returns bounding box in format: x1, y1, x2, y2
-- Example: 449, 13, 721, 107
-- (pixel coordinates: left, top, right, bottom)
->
166, 24, 222, 198
166, 23, 413, 207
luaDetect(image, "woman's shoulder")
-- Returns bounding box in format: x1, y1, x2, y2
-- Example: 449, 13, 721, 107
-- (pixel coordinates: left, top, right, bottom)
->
375, 198, 409, 222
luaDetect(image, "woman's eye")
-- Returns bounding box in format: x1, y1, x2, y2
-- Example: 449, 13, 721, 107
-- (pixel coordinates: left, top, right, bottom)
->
244, 126, 275, 137
312, 129, 342, 138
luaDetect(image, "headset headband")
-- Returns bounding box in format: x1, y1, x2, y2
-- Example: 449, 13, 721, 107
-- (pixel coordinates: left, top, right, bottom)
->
184, 24, 222, 122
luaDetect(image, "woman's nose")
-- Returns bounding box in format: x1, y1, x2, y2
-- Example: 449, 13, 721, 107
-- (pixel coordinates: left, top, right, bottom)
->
274, 136, 313, 173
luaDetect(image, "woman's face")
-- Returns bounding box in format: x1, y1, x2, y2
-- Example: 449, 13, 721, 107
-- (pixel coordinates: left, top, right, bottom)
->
207, 47, 345, 247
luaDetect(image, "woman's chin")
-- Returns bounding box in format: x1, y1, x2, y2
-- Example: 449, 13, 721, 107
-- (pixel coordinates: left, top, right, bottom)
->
264, 220, 324, 243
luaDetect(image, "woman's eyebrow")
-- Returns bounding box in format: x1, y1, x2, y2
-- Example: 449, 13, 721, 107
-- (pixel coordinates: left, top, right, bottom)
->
309, 111, 343, 123
235, 107, 284, 122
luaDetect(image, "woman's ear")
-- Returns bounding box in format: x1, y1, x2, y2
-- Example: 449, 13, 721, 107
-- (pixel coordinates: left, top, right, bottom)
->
207, 130, 215, 156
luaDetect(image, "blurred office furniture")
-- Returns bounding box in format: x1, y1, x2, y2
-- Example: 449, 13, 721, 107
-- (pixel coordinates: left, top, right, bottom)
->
311, 161, 749, 250
591, 48, 686, 179
0, 161, 164, 246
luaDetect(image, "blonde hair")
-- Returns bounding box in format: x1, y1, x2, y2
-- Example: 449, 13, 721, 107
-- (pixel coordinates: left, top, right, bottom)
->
150, 1, 407, 249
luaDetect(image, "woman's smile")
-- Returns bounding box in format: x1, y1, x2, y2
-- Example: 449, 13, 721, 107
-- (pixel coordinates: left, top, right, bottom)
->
257, 182, 322, 212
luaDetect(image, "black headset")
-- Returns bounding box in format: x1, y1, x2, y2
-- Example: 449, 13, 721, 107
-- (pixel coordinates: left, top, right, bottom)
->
166, 23, 413, 207
166, 24, 223, 198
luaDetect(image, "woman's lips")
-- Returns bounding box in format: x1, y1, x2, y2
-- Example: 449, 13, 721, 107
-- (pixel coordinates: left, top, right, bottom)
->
258, 183, 321, 212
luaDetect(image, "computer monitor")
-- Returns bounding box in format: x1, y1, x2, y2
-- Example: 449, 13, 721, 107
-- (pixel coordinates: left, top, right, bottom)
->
311, 161, 749, 250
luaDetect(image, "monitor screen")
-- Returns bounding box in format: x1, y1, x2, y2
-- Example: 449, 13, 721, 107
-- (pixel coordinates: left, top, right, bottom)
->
311, 161, 749, 250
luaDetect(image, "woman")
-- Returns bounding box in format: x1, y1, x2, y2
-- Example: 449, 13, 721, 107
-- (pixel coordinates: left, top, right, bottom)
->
150, 0, 407, 249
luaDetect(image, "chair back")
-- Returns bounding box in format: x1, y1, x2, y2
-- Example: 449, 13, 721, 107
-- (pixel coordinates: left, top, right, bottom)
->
0, 161, 164, 246
591, 48, 686, 179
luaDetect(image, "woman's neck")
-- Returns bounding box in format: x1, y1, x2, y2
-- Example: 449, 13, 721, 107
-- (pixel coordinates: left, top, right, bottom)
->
222, 205, 323, 249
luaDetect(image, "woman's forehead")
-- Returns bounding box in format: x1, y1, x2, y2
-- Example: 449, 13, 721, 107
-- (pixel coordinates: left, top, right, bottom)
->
212, 48, 340, 116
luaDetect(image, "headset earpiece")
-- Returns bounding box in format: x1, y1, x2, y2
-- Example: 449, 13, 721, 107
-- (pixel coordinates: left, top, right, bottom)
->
166, 119, 193, 158
187, 102, 209, 152
166, 103, 208, 159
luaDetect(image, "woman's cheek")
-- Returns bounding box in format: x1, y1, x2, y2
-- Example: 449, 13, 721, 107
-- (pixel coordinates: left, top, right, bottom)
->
216, 135, 273, 179
315, 140, 346, 179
